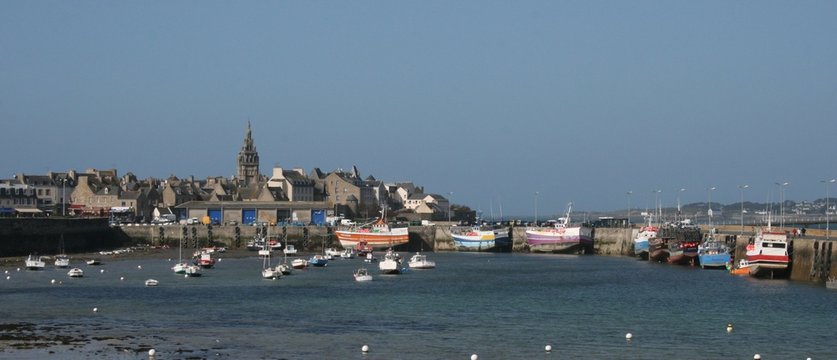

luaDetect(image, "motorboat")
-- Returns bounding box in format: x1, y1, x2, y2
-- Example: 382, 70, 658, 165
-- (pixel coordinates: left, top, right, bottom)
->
729, 259, 751, 276
354, 268, 373, 282
184, 264, 202, 277
25, 255, 46, 270
145, 279, 159, 286
309, 254, 328, 267
408, 252, 436, 269
283, 245, 298, 255
340, 249, 355, 259
378, 249, 402, 274
291, 258, 308, 269
54, 254, 70, 268
325, 247, 342, 258
67, 268, 84, 277
86, 259, 101, 266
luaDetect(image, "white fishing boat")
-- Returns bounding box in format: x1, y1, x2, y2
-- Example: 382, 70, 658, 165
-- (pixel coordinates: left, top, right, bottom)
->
67, 267, 84, 277
354, 267, 373, 282
408, 252, 436, 269
746, 215, 789, 278
145, 279, 159, 286
378, 249, 402, 274
25, 254, 45, 270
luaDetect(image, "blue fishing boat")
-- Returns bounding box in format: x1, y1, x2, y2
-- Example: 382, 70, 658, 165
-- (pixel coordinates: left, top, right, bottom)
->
451, 226, 509, 252
698, 232, 731, 269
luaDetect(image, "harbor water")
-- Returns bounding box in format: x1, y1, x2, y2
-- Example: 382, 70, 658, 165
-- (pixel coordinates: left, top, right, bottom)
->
1, 252, 835, 359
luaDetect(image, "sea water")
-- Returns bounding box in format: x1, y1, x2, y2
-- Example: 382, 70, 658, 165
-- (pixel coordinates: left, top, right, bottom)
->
1, 252, 835, 359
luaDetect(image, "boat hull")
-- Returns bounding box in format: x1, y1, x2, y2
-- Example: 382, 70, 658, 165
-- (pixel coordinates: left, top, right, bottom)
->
699, 253, 731, 269
525, 226, 593, 254
633, 239, 649, 259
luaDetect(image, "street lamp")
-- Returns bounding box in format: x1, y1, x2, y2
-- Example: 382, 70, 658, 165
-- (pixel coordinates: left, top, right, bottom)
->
707, 187, 716, 227
737, 184, 749, 235
775, 182, 789, 229
447, 192, 453, 222
821, 179, 836, 240
626, 191, 633, 224
534, 191, 539, 226
653, 190, 662, 223
676, 188, 686, 222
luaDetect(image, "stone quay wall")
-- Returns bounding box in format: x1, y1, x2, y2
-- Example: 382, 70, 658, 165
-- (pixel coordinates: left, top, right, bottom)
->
0, 218, 123, 256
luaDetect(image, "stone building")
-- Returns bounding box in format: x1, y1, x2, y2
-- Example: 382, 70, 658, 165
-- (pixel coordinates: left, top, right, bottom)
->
236, 122, 260, 186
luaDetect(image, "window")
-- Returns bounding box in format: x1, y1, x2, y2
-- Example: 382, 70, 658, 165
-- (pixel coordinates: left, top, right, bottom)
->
46, 189, 50, 196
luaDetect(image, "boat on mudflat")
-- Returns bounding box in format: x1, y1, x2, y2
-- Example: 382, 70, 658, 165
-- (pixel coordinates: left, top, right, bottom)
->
525, 203, 593, 254
335, 208, 409, 250
451, 226, 509, 252
746, 225, 789, 278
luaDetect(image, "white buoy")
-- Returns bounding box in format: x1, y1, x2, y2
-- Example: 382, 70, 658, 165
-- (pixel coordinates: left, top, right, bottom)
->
148, 349, 156, 356
545, 344, 552, 352
5, 276, 9, 280
17, 267, 20, 271
100, 269, 105, 273
361, 344, 369, 353
51, 279, 56, 284
806, 358, 811, 360
120, 277, 124, 281
4, 270, 8, 274
626, 333, 633, 340
184, 274, 188, 278
93, 307, 98, 312
753, 354, 761, 359
471, 354, 478, 360
726, 323, 733, 333
137, 265, 142, 269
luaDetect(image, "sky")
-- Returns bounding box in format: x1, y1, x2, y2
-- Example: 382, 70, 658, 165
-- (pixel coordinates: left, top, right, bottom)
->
2, 1, 836, 217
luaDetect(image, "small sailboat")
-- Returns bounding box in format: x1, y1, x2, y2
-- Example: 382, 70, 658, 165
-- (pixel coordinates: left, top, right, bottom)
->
145, 279, 159, 286
354, 267, 373, 282
261, 231, 280, 280
309, 234, 330, 267
67, 268, 84, 277
172, 226, 192, 275
55, 234, 70, 268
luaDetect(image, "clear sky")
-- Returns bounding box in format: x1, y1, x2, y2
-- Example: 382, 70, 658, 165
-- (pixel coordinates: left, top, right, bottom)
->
2, 1, 836, 217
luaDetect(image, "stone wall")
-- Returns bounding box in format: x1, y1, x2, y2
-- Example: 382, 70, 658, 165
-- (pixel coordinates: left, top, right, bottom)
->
0, 218, 123, 256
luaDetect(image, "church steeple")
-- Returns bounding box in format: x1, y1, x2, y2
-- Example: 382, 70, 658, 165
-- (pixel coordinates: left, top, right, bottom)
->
237, 121, 260, 185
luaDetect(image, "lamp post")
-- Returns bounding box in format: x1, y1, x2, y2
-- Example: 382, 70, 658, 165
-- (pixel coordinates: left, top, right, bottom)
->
737, 184, 749, 235
626, 191, 633, 225
775, 182, 789, 229
61, 178, 67, 217
447, 192, 453, 223
707, 187, 716, 227
534, 191, 539, 226
676, 188, 686, 222
822, 179, 836, 240
653, 190, 662, 224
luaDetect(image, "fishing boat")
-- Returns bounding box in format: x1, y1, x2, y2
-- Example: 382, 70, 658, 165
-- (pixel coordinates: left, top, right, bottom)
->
746, 226, 789, 278
451, 226, 509, 252
194, 251, 216, 269
378, 249, 402, 274
145, 279, 159, 286
728, 259, 751, 276
632, 214, 658, 260
355, 240, 373, 257
25, 254, 46, 270
698, 232, 731, 269
354, 267, 373, 282
661, 220, 701, 265
55, 234, 70, 268
335, 208, 409, 250
525, 202, 594, 254
408, 252, 436, 269
67, 267, 84, 277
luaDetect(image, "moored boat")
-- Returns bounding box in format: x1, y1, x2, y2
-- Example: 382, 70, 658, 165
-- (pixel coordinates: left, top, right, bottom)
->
145, 279, 159, 286
283, 244, 298, 255
728, 259, 751, 276
633, 214, 658, 260
54, 254, 70, 268
378, 249, 402, 274
291, 258, 308, 269
826, 277, 837, 290
408, 252, 435, 269
698, 232, 732, 269
194, 251, 216, 269
525, 202, 593, 254
67, 267, 84, 277
335, 208, 409, 250
25, 254, 46, 270
659, 220, 701, 265
354, 267, 373, 282
452, 226, 509, 252
86, 259, 101, 266
746, 226, 789, 278
309, 254, 328, 267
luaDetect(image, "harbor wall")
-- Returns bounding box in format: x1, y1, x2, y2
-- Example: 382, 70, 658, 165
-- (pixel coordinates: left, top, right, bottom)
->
0, 218, 125, 256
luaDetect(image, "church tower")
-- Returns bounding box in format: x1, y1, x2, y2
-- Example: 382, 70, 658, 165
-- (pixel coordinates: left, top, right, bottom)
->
237, 122, 260, 185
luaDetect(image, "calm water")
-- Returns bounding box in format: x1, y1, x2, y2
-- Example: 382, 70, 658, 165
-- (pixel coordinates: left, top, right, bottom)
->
1, 252, 835, 359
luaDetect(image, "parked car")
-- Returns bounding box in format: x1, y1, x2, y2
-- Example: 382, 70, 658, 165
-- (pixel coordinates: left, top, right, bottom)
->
225, 220, 238, 226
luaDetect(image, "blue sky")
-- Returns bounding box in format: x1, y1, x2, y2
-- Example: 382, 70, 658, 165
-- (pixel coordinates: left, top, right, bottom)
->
2, 1, 836, 217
